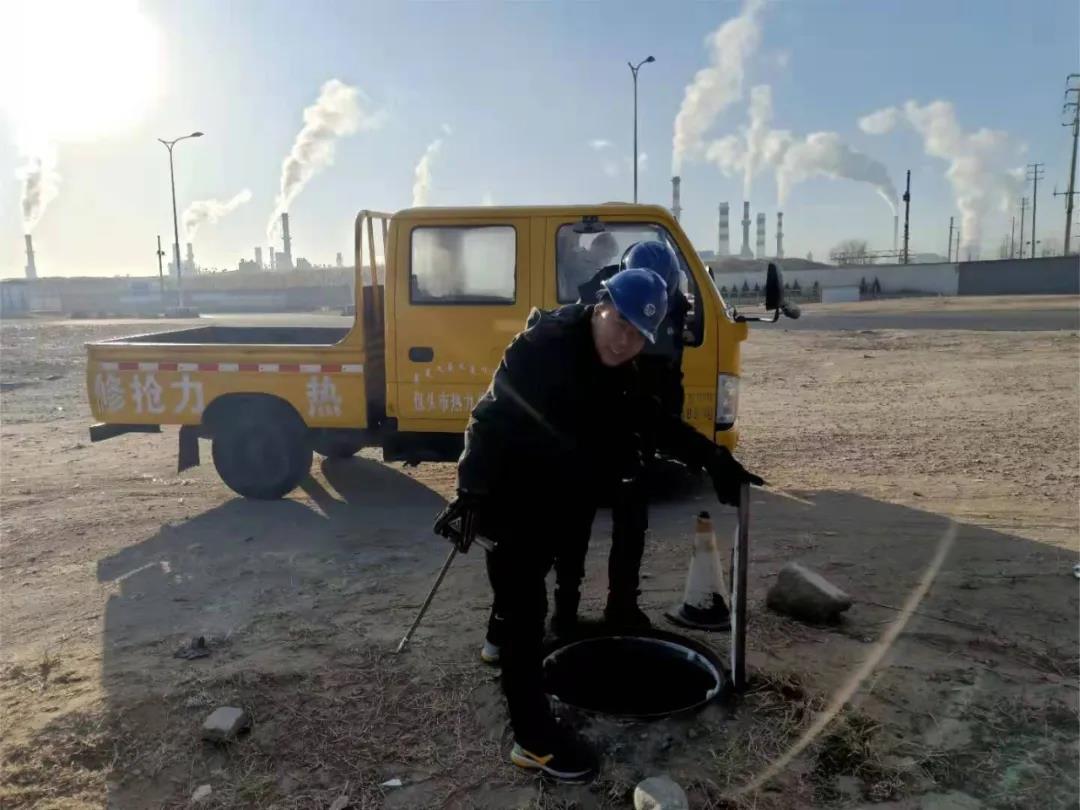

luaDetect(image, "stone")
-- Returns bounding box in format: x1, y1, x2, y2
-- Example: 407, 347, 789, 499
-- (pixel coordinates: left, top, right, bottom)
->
920, 791, 982, 810
634, 774, 689, 810
191, 784, 212, 803
766, 562, 852, 623
201, 706, 251, 742
328, 796, 350, 810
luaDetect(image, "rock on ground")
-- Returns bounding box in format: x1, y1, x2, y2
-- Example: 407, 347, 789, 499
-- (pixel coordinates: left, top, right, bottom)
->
201, 706, 251, 742
634, 774, 689, 810
766, 562, 852, 623
191, 784, 212, 803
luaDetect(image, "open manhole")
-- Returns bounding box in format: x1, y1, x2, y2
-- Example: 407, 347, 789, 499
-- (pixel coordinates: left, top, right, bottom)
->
543, 630, 727, 720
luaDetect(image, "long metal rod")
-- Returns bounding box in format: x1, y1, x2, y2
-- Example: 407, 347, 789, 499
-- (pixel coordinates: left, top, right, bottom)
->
730, 482, 750, 692
395, 546, 458, 654
632, 66, 639, 203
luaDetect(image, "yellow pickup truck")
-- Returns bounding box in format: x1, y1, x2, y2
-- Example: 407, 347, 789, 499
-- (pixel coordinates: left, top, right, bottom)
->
87, 204, 795, 499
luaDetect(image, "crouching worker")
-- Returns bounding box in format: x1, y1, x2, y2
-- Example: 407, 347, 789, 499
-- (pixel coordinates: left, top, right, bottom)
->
434, 268, 761, 782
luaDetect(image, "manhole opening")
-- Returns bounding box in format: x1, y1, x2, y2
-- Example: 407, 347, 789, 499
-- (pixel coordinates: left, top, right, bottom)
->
543, 633, 726, 719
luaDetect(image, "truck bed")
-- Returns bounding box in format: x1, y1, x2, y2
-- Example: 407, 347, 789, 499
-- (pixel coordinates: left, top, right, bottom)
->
98, 325, 351, 346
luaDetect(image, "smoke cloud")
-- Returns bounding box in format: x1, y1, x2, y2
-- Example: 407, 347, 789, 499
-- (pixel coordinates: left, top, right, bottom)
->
268, 79, 384, 238
412, 137, 444, 207
16, 146, 60, 233
705, 85, 895, 212
860, 100, 1024, 248
778, 132, 898, 213
672, 0, 765, 174
183, 189, 253, 242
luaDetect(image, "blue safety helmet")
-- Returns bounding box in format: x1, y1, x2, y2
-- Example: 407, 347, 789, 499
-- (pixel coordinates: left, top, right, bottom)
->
621, 240, 682, 298
599, 268, 668, 343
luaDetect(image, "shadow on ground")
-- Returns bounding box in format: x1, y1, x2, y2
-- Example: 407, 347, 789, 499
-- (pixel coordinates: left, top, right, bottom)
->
5, 460, 1077, 809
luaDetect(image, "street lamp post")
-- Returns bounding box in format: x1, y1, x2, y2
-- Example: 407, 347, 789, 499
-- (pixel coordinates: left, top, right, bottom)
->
628, 56, 655, 204
158, 131, 203, 309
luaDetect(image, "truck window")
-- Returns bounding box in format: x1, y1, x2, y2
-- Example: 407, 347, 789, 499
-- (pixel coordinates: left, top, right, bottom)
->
411, 225, 516, 304
555, 223, 704, 347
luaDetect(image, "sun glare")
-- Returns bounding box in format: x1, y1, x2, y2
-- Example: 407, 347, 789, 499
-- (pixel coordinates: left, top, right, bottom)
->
2, 0, 160, 147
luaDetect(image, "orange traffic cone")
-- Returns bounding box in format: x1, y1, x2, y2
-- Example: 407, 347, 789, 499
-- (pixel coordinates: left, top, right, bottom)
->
665, 511, 731, 631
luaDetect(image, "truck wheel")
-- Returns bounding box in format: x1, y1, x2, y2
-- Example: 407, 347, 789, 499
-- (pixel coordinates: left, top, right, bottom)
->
312, 433, 364, 459
211, 406, 312, 499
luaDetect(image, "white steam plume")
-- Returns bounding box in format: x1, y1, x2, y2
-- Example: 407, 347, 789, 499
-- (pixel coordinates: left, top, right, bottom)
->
672, 0, 765, 174
16, 145, 60, 233
777, 132, 898, 213
268, 79, 384, 238
705, 85, 895, 212
858, 107, 901, 136
860, 100, 1024, 249
412, 137, 443, 207
182, 189, 252, 242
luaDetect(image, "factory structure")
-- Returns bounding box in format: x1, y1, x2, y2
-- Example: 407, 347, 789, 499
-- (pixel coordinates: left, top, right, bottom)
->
671, 177, 786, 262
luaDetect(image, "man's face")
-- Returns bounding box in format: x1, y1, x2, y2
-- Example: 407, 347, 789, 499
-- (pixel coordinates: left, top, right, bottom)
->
591, 302, 647, 367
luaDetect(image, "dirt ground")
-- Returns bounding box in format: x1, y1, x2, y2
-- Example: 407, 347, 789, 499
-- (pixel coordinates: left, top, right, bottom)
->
1, 298, 1078, 809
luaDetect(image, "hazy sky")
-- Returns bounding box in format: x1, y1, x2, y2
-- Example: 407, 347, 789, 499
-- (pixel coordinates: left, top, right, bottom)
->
2, 0, 1078, 278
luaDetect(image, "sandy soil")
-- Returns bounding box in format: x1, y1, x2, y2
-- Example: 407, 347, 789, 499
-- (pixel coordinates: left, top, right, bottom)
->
1, 302, 1077, 809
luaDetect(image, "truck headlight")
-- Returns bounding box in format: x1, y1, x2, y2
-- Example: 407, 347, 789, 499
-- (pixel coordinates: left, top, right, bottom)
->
715, 373, 739, 429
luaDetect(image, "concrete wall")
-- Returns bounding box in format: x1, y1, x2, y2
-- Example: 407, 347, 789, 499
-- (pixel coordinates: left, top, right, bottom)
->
958, 256, 1079, 296
711, 262, 960, 297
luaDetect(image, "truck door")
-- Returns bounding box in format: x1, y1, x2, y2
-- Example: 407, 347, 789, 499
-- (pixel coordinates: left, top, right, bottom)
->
392, 217, 532, 431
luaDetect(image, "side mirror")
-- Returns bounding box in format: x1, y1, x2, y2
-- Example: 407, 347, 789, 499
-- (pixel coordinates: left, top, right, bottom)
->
764, 263, 783, 311
732, 262, 801, 323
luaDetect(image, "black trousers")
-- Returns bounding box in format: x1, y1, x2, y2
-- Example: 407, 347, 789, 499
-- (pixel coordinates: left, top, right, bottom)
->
553, 476, 649, 609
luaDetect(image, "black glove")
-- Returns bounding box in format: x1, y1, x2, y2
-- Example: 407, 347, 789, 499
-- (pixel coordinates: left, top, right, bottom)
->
433, 491, 484, 553
705, 447, 765, 506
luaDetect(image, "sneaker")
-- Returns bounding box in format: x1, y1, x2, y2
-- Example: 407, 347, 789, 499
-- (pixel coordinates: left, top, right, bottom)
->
603, 599, 652, 629
510, 732, 597, 783
480, 639, 501, 665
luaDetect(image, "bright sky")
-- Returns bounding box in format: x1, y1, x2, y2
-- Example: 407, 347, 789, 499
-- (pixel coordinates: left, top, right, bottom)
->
1, 0, 1078, 278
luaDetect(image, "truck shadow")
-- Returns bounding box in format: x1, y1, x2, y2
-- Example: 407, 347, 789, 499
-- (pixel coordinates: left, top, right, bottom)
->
81, 470, 1079, 807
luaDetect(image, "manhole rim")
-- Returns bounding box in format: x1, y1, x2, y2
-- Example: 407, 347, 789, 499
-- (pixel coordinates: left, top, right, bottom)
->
543, 627, 730, 720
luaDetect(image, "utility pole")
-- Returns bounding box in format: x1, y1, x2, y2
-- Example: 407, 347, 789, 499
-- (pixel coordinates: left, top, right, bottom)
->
902, 169, 911, 265
1018, 197, 1028, 259
1027, 162, 1045, 258
155, 235, 166, 308
1009, 215, 1016, 259
628, 55, 655, 204
947, 216, 955, 262
1061, 75, 1079, 254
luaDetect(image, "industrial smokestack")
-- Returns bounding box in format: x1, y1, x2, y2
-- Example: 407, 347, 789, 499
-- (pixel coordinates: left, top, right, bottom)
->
186, 243, 194, 269
255, 246, 263, 269
24, 234, 37, 280
775, 212, 784, 259
756, 213, 766, 258
718, 203, 730, 256
268, 245, 275, 271
739, 201, 753, 258
671, 176, 682, 222
281, 212, 293, 268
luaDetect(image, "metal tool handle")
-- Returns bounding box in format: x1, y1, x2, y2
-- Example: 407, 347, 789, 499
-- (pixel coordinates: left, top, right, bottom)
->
395, 546, 458, 654
730, 481, 751, 691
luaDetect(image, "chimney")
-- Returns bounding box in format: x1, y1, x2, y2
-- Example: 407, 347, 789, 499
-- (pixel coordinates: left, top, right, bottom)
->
268, 245, 275, 271
671, 176, 682, 222
255, 246, 263, 269
718, 203, 730, 256
775, 212, 784, 259
739, 202, 753, 258
281, 212, 293, 268
24, 234, 37, 280
336, 251, 343, 268
756, 213, 766, 258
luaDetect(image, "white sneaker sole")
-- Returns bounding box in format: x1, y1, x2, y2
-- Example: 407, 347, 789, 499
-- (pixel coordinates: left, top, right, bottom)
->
510, 744, 593, 782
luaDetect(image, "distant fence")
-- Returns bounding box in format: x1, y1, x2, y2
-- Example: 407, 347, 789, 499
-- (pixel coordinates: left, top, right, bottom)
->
957, 256, 1079, 296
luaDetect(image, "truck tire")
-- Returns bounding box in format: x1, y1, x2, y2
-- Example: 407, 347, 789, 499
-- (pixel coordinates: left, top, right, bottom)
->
210, 401, 312, 499
311, 432, 364, 459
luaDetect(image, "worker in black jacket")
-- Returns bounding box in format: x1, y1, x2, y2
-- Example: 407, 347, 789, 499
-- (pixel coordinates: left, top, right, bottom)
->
555, 240, 693, 631
434, 268, 762, 782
